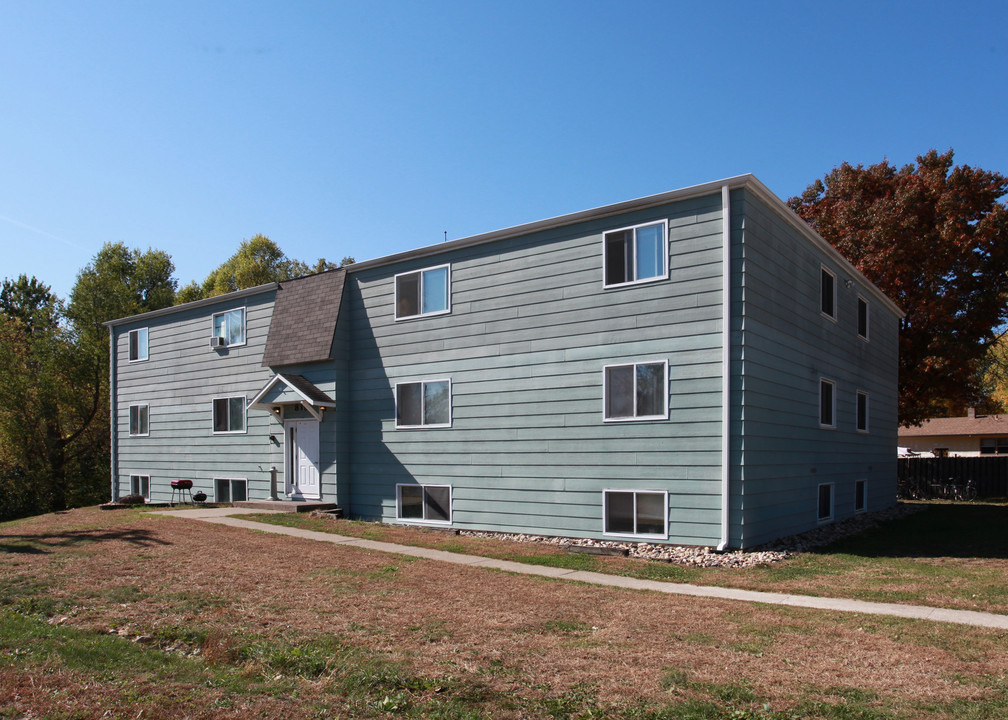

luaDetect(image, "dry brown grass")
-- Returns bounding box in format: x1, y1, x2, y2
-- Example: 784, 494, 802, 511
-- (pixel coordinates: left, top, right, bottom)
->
2, 507, 1007, 719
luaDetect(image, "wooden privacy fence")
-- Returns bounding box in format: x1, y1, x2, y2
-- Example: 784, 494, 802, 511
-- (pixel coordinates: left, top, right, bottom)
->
898, 456, 1008, 500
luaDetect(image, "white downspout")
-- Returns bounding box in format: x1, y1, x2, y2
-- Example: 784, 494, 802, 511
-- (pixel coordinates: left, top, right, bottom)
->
718, 184, 731, 551
109, 327, 119, 502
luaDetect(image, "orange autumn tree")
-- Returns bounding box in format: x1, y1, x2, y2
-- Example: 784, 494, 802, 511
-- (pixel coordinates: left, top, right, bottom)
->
788, 149, 1008, 426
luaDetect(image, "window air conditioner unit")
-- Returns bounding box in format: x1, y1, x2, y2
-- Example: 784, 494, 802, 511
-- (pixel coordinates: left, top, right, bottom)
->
210, 336, 227, 349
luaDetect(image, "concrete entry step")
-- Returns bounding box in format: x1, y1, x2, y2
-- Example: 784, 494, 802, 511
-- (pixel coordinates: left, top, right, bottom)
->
234, 500, 342, 514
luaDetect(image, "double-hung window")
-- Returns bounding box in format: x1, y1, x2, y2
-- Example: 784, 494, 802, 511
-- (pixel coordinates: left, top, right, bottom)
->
396, 380, 451, 428
129, 404, 149, 437
604, 361, 668, 421
212, 308, 246, 346
820, 266, 836, 320
212, 396, 246, 434
819, 378, 836, 428
856, 391, 869, 432
603, 490, 667, 538
857, 296, 869, 340
395, 264, 450, 320
397, 484, 451, 524
128, 328, 148, 362
603, 221, 668, 287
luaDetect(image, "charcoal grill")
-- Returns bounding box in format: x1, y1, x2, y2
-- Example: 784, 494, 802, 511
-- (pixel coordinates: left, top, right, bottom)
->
170, 479, 194, 506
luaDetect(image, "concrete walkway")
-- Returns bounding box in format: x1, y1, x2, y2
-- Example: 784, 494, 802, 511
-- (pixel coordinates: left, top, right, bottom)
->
154, 507, 1008, 631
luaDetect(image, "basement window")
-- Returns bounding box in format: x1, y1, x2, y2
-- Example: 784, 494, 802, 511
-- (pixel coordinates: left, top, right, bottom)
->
855, 479, 866, 513
397, 484, 451, 524
130, 474, 150, 500
603, 490, 668, 538
215, 478, 247, 503
818, 483, 834, 523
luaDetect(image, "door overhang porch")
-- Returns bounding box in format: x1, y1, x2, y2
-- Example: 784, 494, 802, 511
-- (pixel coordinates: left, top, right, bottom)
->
248, 373, 336, 422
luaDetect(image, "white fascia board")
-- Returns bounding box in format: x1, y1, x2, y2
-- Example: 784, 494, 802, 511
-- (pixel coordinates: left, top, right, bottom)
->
249, 373, 337, 410
346, 176, 756, 274
346, 174, 903, 320
103, 283, 279, 327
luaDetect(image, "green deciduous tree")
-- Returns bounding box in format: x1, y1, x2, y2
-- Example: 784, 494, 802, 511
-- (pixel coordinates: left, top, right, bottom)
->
176, 235, 353, 304
67, 242, 176, 353
788, 149, 1008, 425
181, 235, 305, 301
0, 244, 179, 520
0, 277, 103, 517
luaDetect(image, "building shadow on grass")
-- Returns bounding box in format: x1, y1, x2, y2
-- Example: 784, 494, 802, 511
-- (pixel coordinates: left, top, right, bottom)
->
0, 528, 172, 555
811, 502, 1008, 560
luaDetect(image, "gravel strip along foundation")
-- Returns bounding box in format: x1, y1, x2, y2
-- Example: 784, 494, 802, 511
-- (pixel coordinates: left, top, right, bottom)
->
455, 503, 924, 569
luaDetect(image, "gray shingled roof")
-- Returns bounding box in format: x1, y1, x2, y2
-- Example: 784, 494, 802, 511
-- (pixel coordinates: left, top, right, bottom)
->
281, 373, 337, 406
261, 269, 345, 368
899, 413, 1008, 438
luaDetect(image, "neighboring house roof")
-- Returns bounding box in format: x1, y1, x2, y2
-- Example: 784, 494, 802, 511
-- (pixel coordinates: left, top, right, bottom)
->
899, 414, 1008, 438
261, 269, 346, 367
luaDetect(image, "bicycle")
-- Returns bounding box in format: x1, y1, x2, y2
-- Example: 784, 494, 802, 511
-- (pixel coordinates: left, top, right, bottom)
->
952, 478, 978, 502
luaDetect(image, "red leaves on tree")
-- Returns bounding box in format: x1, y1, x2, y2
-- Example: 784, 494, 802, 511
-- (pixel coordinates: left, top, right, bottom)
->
788, 150, 1008, 426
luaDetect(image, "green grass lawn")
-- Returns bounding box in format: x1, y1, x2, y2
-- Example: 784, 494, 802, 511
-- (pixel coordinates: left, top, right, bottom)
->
245, 501, 1008, 613
2, 505, 1007, 719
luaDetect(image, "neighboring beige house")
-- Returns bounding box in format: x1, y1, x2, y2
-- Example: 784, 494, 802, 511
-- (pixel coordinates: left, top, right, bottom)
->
899, 409, 1008, 457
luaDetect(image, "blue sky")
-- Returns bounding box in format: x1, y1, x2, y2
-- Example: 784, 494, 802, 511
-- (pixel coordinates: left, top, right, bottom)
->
2, 1, 1006, 301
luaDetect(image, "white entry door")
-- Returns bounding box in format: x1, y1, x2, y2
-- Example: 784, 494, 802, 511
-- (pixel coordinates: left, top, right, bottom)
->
286, 420, 320, 499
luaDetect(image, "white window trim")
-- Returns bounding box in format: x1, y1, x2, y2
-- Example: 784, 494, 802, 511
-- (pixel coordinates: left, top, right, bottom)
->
855, 479, 867, 514
210, 306, 247, 348
817, 482, 835, 524
395, 483, 453, 525
128, 327, 149, 363
602, 220, 669, 289
128, 403, 150, 437
214, 477, 248, 503
211, 395, 247, 435
394, 379, 453, 429
128, 473, 150, 500
857, 295, 870, 341
393, 263, 452, 321
819, 377, 837, 429
602, 360, 669, 422
856, 390, 869, 433
820, 265, 837, 322
602, 489, 669, 540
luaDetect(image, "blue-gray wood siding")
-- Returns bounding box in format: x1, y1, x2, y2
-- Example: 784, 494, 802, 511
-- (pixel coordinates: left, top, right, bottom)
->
345, 194, 727, 545
732, 188, 899, 547
109, 183, 899, 548
113, 290, 344, 505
